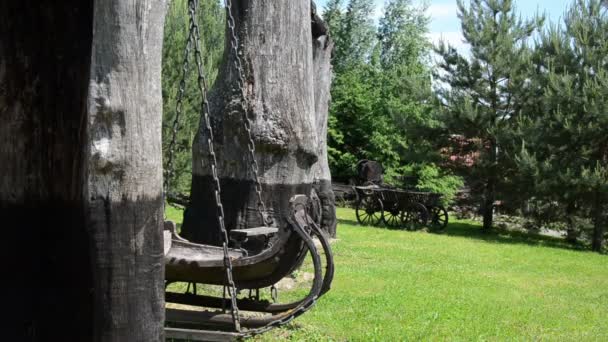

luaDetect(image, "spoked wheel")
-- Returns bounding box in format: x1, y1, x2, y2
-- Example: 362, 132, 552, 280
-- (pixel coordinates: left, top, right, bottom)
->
400, 202, 428, 230
429, 206, 449, 231
356, 196, 383, 226
382, 204, 402, 229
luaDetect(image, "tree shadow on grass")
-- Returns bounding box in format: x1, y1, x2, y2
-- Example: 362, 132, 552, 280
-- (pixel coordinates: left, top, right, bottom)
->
441, 220, 589, 252
337, 217, 590, 252
337, 218, 419, 232
337, 218, 363, 227
337, 218, 402, 231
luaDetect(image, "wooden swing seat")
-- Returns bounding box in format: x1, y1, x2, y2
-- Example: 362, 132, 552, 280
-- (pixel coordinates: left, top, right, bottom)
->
164, 195, 335, 340
229, 227, 279, 242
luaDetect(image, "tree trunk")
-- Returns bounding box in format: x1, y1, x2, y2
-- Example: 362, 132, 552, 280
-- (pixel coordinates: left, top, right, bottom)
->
591, 191, 605, 252
311, 2, 337, 238
482, 142, 497, 231
482, 179, 495, 230
565, 201, 578, 244
0, 1, 167, 341
182, 0, 322, 243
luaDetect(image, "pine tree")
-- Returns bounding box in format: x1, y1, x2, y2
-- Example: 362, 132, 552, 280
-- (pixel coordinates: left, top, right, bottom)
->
434, 0, 542, 230
519, 0, 608, 251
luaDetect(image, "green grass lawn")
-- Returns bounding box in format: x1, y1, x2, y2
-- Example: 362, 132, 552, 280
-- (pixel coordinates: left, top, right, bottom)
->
166, 206, 608, 341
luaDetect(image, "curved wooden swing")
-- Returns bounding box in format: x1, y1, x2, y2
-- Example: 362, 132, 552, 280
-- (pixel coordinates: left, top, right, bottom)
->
164, 196, 334, 338
163, 0, 334, 340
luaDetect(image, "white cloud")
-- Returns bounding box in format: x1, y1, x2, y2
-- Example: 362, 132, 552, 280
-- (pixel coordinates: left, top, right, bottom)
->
427, 3, 459, 20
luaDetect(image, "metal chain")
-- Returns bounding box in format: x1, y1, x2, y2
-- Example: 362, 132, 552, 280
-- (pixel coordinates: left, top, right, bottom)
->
224, 0, 271, 226
241, 297, 318, 339
165, 0, 323, 337
239, 219, 326, 339
188, 0, 241, 331
163, 12, 196, 200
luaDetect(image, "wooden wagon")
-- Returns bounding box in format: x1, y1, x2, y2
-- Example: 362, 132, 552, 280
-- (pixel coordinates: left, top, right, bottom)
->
353, 185, 449, 231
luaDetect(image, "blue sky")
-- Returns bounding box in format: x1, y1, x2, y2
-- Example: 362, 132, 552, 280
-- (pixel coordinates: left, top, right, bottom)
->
316, 0, 575, 53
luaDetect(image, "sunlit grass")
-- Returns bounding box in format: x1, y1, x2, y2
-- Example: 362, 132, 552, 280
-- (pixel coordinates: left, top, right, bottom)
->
166, 205, 608, 341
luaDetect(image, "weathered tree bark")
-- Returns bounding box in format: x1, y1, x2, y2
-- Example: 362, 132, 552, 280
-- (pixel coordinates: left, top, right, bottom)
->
0, 1, 167, 341
0, 3, 94, 340
182, 0, 324, 243
311, 2, 337, 238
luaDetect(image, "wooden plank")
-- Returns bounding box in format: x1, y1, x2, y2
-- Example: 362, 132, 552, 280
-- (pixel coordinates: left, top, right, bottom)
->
166, 308, 269, 328
230, 227, 279, 238
165, 327, 239, 341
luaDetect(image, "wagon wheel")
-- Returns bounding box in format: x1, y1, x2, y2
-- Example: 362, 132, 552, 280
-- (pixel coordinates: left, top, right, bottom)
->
356, 196, 383, 226
400, 203, 428, 230
382, 203, 402, 229
429, 206, 449, 231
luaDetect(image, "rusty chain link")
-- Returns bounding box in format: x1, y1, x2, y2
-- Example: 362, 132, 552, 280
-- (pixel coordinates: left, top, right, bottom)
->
164, 0, 326, 337
188, 0, 241, 331
224, 0, 271, 226
239, 218, 326, 339
221, 3, 330, 337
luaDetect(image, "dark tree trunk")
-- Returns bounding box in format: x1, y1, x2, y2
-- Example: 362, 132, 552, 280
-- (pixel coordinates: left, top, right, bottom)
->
482, 179, 495, 230
0, 1, 167, 341
183, 0, 326, 243
565, 201, 578, 244
591, 191, 605, 252
0, 3, 94, 340
311, 2, 337, 238
482, 142, 497, 231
